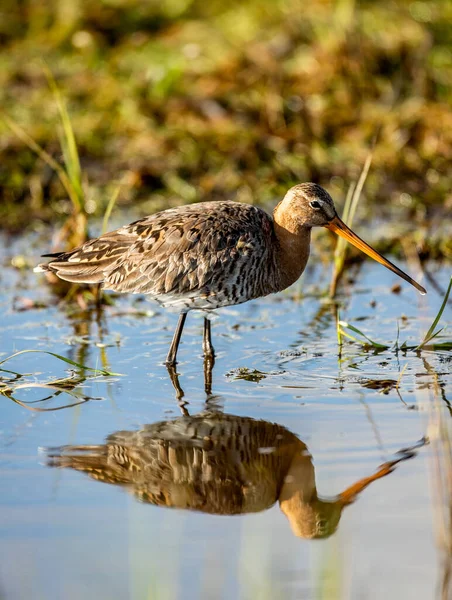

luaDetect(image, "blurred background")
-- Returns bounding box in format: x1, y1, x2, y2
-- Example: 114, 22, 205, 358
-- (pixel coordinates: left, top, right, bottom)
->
0, 0, 451, 255
1, 4, 452, 598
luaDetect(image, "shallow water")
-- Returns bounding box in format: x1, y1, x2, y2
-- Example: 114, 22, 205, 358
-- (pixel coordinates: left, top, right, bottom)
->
0, 231, 451, 600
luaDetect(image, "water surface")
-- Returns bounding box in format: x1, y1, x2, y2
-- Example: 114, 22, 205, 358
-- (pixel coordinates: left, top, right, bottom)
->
0, 232, 451, 599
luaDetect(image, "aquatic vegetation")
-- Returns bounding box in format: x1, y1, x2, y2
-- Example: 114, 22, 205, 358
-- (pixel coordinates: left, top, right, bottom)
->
0, 348, 119, 376
0, 349, 120, 410
226, 367, 273, 383
338, 276, 452, 352
417, 277, 452, 350
46, 69, 86, 241
4, 72, 126, 308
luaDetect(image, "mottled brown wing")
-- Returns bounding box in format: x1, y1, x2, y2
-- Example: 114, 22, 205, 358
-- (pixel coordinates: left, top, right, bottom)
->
103, 201, 273, 297
36, 201, 274, 299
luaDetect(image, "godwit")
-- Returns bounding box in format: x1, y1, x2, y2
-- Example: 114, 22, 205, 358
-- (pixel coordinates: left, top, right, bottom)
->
45, 411, 425, 538
35, 183, 426, 365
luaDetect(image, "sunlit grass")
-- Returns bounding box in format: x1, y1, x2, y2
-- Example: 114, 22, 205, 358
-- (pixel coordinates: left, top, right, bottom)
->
0, 349, 120, 376
1, 114, 81, 211
417, 277, 452, 350
102, 183, 122, 234
329, 153, 372, 298
337, 320, 389, 350
2, 69, 88, 248
2, 66, 122, 244
2, 68, 127, 309
0, 349, 121, 411
44, 67, 84, 216
338, 276, 452, 352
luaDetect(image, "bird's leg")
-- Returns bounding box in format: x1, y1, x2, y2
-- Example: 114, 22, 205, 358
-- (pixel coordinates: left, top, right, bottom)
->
203, 317, 215, 396
203, 353, 215, 396
165, 312, 187, 366
202, 317, 215, 359
166, 363, 185, 400
166, 362, 189, 415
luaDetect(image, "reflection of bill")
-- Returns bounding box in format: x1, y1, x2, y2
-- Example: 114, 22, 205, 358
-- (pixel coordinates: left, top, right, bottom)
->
45, 412, 426, 539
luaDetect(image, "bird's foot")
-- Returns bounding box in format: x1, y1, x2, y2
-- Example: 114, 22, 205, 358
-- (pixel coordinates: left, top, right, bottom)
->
165, 361, 186, 405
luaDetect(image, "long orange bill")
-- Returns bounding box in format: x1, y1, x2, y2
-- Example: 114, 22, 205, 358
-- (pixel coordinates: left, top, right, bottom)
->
325, 215, 426, 295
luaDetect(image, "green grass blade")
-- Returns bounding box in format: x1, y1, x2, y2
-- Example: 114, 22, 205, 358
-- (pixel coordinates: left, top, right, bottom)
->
0, 367, 29, 377
394, 320, 400, 351
348, 152, 372, 227
339, 321, 389, 349
340, 182, 355, 228
422, 328, 445, 343
1, 114, 80, 208
330, 152, 373, 298
0, 350, 122, 376
337, 328, 367, 345
417, 276, 452, 350
5, 396, 91, 412
420, 342, 452, 351
102, 184, 122, 234
333, 181, 355, 269
336, 309, 343, 347
44, 67, 84, 212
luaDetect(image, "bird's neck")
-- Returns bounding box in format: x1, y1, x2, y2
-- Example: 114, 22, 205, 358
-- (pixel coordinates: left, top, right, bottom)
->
272, 204, 311, 291
278, 450, 317, 538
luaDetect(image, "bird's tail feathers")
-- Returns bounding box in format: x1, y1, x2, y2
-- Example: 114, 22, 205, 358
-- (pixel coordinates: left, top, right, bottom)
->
44, 444, 108, 471
33, 248, 121, 284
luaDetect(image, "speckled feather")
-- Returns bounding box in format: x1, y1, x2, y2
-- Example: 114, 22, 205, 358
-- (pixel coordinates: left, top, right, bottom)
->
38, 201, 281, 311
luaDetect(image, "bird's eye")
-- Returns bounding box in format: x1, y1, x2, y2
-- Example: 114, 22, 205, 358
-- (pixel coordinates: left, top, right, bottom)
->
310, 200, 321, 210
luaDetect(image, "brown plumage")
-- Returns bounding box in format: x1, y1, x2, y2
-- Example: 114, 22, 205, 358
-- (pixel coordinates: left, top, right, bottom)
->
45, 411, 423, 539
35, 183, 425, 364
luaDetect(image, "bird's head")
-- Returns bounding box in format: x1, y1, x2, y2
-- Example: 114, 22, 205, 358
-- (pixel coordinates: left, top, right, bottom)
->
277, 182, 426, 295
280, 182, 337, 227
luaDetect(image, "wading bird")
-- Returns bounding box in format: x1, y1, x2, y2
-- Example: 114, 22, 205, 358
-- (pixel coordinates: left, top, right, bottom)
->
35, 183, 425, 365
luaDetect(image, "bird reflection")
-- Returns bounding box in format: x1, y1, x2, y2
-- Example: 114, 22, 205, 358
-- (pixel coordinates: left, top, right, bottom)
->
45, 411, 426, 539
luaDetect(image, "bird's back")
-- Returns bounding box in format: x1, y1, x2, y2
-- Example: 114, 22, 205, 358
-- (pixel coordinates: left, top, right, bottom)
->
36, 201, 280, 310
